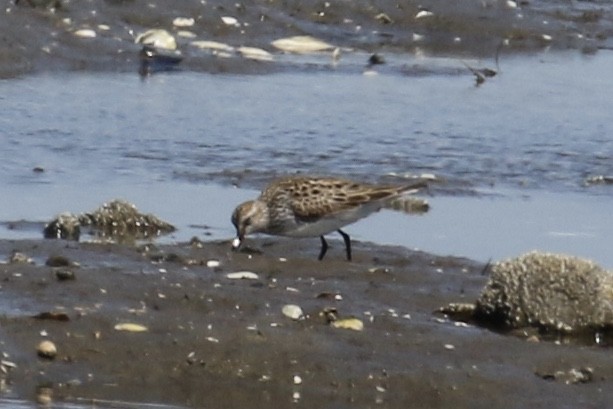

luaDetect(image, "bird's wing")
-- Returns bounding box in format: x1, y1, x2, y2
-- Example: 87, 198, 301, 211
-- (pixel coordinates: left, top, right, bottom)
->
265, 177, 405, 221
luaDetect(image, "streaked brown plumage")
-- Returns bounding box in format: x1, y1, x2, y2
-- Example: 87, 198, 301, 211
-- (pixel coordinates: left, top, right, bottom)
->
231, 176, 427, 260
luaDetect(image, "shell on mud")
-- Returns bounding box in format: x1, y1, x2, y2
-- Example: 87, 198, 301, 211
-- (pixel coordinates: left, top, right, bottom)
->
330, 317, 364, 331
114, 323, 148, 332
37, 340, 57, 359
282, 304, 305, 321
226, 271, 259, 280
135, 29, 177, 50
271, 35, 334, 53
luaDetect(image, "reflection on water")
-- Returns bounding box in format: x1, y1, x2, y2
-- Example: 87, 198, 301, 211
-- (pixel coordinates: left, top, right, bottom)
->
0, 51, 612, 266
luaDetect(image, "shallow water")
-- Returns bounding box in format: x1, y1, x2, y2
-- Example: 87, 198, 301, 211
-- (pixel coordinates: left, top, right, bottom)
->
1, 51, 612, 266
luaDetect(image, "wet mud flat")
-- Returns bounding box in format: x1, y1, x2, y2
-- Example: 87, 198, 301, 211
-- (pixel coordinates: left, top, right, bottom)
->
2, 0, 613, 77
0, 238, 611, 408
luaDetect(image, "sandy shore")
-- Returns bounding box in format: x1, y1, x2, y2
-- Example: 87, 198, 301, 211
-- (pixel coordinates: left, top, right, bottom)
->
0, 237, 611, 408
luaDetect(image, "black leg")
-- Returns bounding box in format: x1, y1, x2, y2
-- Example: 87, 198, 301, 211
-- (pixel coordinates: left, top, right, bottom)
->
337, 229, 352, 261
318, 235, 328, 261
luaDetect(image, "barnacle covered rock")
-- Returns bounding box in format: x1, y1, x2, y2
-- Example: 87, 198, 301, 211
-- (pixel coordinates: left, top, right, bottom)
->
475, 252, 613, 333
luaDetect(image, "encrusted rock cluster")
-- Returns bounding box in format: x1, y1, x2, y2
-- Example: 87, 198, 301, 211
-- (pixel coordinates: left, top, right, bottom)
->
44, 200, 175, 242
475, 251, 613, 333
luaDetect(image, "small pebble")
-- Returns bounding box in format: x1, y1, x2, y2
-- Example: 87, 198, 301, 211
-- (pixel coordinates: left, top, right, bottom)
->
45, 255, 71, 267
37, 340, 57, 359
55, 269, 75, 281
293, 375, 302, 385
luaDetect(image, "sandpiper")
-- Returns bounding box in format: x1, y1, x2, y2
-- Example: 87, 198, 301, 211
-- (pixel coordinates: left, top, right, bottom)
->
231, 176, 427, 260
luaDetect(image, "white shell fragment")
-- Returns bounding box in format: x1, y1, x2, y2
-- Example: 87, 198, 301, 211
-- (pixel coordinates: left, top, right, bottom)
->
293, 375, 303, 385
237, 46, 273, 61
282, 304, 305, 321
37, 340, 57, 359
206, 260, 221, 268
232, 237, 242, 248
74, 29, 96, 38
415, 10, 434, 19
114, 323, 148, 332
330, 317, 364, 331
177, 30, 197, 38
190, 40, 235, 53
135, 29, 177, 50
173, 17, 195, 27
271, 35, 334, 53
226, 271, 259, 280
221, 16, 239, 26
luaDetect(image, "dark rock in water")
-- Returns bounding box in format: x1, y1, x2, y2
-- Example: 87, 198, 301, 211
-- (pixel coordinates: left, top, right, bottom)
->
44, 199, 175, 242
43, 212, 81, 240
475, 252, 613, 333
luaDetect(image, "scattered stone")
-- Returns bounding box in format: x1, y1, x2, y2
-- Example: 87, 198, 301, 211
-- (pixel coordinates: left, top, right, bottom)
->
114, 323, 148, 332
375, 12, 393, 24
37, 340, 57, 360
585, 175, 613, 186
271, 36, 334, 53
282, 304, 305, 321
36, 385, 53, 406
226, 271, 259, 280
537, 367, 594, 384
368, 53, 385, 66
385, 197, 430, 214
33, 311, 70, 321
55, 269, 76, 281
293, 375, 302, 385
32, 166, 45, 173
45, 255, 71, 267
475, 252, 613, 333
8, 251, 33, 264
44, 212, 80, 240
437, 303, 477, 322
